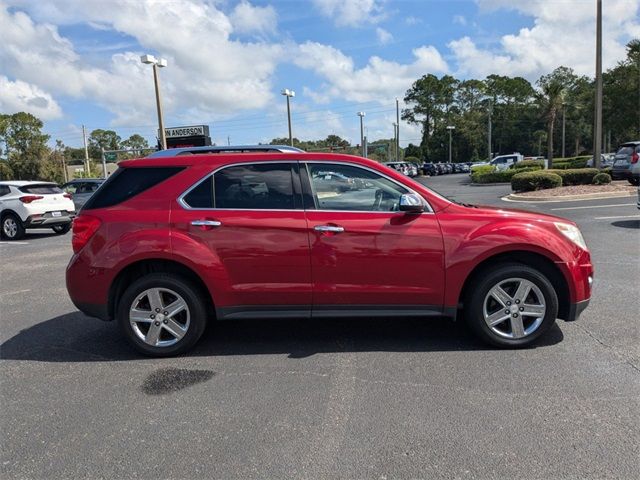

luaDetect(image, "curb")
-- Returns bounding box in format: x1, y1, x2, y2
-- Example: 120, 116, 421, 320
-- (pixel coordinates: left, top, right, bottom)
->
469, 182, 511, 187
503, 191, 637, 202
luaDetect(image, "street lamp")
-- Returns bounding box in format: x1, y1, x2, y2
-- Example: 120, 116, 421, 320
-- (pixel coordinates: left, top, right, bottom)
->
141, 54, 168, 150
281, 89, 295, 146
561, 102, 567, 158
446, 125, 456, 163
357, 112, 366, 157
393, 122, 398, 161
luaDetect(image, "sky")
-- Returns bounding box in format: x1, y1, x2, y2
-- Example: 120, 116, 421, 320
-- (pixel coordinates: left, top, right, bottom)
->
1, 0, 639, 149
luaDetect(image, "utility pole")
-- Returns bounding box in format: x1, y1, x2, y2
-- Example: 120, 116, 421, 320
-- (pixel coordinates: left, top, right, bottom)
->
357, 112, 366, 157
140, 55, 168, 150
227, 136, 231, 146
82, 124, 90, 177
561, 102, 566, 158
393, 123, 398, 161
101, 147, 107, 178
395, 98, 400, 160
281, 89, 295, 146
594, 0, 603, 169
487, 99, 493, 161
447, 125, 455, 163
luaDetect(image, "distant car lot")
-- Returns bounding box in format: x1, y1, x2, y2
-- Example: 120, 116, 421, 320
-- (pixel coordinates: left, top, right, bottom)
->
1, 173, 638, 479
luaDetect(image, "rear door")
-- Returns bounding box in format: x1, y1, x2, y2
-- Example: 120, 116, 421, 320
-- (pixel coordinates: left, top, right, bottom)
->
171, 162, 312, 316
302, 161, 445, 315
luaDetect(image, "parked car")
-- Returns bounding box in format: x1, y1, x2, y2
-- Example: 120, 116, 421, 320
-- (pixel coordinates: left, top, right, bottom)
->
407, 163, 419, 177
386, 162, 410, 176
1, 181, 75, 240
472, 153, 524, 173
422, 163, 438, 176
611, 142, 640, 185
66, 152, 593, 356
586, 153, 615, 168
61, 179, 104, 210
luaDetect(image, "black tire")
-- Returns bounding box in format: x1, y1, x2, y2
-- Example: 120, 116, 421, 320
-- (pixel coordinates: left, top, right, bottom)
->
117, 273, 208, 357
52, 223, 71, 234
464, 263, 558, 348
628, 176, 640, 186
1, 213, 25, 240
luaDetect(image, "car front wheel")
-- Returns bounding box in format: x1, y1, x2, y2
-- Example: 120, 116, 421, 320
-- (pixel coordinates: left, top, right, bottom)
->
465, 263, 559, 348
117, 274, 208, 357
1, 214, 25, 240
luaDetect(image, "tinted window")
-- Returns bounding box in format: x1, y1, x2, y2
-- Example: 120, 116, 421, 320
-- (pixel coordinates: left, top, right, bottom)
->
83, 167, 183, 210
617, 146, 634, 156
214, 163, 294, 210
0, 185, 10, 196
183, 177, 214, 208
19, 184, 62, 194
307, 163, 408, 212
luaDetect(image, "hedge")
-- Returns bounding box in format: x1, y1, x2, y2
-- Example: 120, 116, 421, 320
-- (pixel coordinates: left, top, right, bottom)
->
547, 168, 599, 185
550, 156, 589, 170
592, 172, 612, 185
511, 171, 563, 192
513, 159, 544, 169
470, 165, 495, 175
404, 156, 421, 163
472, 166, 541, 184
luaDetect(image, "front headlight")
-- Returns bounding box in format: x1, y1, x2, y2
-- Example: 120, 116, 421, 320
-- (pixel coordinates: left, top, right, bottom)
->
554, 222, 587, 250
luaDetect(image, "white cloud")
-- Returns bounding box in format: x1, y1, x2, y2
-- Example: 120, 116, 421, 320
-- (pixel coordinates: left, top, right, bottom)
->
0, 76, 62, 120
451, 0, 640, 80
0, 0, 284, 125
376, 27, 393, 45
405, 16, 421, 26
230, 1, 278, 35
312, 0, 385, 27
294, 42, 448, 103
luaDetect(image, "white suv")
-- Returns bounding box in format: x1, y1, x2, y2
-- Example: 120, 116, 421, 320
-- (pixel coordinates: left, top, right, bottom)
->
0, 181, 76, 240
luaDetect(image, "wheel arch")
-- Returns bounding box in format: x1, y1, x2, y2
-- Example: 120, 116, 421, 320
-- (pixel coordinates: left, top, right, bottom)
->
457, 250, 571, 321
108, 258, 215, 321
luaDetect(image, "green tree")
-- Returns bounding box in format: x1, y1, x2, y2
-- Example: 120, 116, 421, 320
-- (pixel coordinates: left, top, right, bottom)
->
88, 129, 121, 159
537, 68, 574, 167
2, 112, 50, 179
121, 134, 149, 156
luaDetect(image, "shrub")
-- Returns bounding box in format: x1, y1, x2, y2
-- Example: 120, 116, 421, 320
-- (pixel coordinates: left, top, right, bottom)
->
472, 166, 541, 184
513, 159, 544, 170
511, 171, 563, 192
404, 156, 421, 163
592, 172, 612, 185
601, 167, 612, 176
551, 156, 589, 169
547, 168, 599, 186
470, 164, 495, 175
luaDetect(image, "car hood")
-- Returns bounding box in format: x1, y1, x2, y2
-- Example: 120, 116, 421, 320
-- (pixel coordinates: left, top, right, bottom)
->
443, 202, 576, 226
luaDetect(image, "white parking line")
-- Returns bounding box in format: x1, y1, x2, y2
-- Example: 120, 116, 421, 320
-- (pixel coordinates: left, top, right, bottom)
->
0, 241, 29, 245
551, 203, 635, 211
594, 214, 640, 220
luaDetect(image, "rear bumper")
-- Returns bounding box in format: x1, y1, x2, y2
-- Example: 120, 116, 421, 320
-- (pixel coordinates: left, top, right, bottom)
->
565, 298, 590, 322
611, 168, 630, 180
25, 211, 75, 227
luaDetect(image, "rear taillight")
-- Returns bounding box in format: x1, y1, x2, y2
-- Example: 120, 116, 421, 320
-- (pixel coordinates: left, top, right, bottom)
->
19, 195, 44, 204
72, 215, 102, 254
64, 193, 73, 199
631, 152, 639, 164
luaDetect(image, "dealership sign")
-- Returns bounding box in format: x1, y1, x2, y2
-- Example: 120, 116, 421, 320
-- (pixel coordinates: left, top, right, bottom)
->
164, 125, 209, 139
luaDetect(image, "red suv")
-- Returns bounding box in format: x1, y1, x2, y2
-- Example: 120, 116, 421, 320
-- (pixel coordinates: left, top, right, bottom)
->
66, 153, 593, 356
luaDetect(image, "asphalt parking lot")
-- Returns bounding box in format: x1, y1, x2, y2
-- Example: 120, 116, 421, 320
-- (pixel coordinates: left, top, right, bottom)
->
1, 174, 638, 479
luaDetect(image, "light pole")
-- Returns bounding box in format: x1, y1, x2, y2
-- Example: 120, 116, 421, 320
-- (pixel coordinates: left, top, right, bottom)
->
393, 122, 398, 161
281, 89, 295, 146
395, 97, 400, 160
140, 54, 168, 150
357, 112, 366, 157
446, 125, 455, 163
594, 0, 603, 169
487, 99, 493, 160
561, 102, 566, 158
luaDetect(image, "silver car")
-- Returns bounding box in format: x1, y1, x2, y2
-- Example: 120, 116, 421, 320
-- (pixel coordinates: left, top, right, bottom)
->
61, 179, 104, 210
611, 142, 640, 185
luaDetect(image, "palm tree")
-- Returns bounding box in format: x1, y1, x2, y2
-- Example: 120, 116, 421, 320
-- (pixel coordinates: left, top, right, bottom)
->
536, 79, 565, 169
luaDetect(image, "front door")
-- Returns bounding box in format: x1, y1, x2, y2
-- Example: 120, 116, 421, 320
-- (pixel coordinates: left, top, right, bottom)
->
303, 162, 445, 315
172, 162, 312, 317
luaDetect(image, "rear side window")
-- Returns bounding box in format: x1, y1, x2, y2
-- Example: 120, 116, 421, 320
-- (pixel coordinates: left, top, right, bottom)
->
183, 177, 214, 208
19, 184, 62, 194
0, 185, 10, 196
83, 167, 183, 209
214, 163, 294, 210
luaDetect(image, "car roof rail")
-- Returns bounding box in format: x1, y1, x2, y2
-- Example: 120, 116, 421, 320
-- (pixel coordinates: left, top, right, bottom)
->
146, 145, 305, 158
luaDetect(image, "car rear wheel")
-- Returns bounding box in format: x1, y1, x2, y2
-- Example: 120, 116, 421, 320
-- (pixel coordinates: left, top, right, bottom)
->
629, 176, 640, 186
1, 214, 25, 240
465, 263, 558, 348
117, 274, 208, 357
52, 224, 71, 234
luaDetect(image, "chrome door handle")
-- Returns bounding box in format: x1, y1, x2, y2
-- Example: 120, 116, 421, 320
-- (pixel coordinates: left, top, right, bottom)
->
191, 220, 222, 227
314, 225, 344, 233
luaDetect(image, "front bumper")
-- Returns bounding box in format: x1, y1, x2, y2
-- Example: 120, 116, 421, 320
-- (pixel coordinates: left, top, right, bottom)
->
566, 298, 590, 322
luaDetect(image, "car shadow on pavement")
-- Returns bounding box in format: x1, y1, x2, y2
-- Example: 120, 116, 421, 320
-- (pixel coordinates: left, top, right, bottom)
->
0, 311, 564, 362
611, 220, 639, 229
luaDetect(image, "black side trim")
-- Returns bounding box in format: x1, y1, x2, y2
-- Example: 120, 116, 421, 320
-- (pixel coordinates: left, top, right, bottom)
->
565, 298, 590, 322
217, 305, 450, 321
74, 302, 111, 321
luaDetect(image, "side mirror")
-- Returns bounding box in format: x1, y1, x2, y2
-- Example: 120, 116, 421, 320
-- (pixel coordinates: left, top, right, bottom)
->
399, 193, 425, 213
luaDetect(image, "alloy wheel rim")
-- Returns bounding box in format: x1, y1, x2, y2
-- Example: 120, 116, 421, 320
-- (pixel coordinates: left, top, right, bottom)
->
483, 277, 546, 339
3, 218, 17, 238
129, 287, 190, 347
